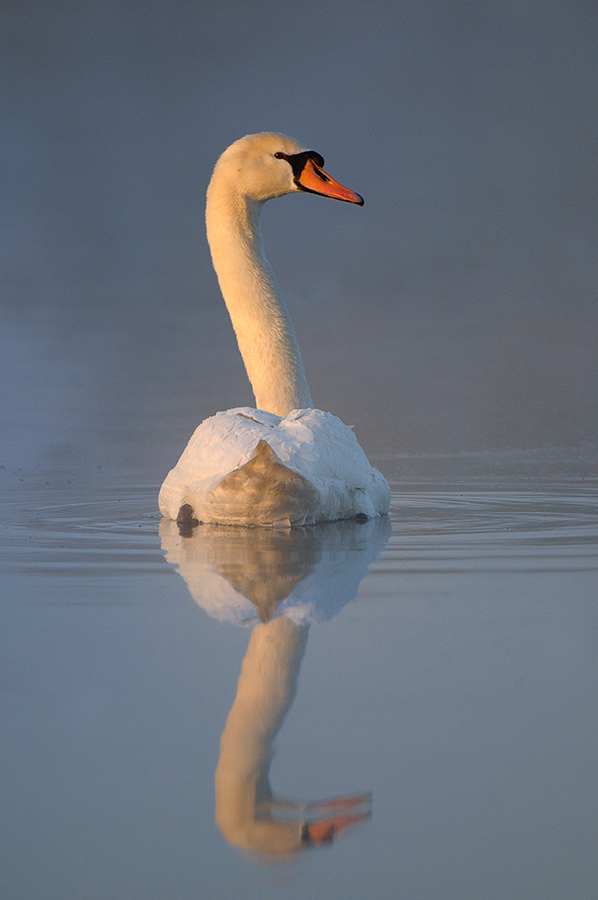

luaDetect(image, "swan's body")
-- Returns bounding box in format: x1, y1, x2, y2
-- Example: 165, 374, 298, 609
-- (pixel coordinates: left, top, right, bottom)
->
159, 406, 390, 526
159, 132, 390, 527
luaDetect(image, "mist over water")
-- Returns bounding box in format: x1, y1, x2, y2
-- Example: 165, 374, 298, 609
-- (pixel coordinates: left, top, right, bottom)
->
2, 0, 597, 468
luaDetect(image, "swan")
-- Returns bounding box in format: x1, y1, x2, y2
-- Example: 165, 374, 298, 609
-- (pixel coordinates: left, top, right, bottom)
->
159, 132, 390, 527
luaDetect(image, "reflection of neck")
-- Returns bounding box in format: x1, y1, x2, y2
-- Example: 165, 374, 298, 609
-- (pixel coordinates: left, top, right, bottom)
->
215, 616, 309, 855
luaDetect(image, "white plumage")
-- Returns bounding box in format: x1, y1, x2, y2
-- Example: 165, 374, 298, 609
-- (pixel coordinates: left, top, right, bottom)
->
159, 133, 390, 527
159, 407, 390, 526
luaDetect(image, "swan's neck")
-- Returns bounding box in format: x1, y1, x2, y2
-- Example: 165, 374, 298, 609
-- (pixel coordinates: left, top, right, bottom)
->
206, 180, 313, 417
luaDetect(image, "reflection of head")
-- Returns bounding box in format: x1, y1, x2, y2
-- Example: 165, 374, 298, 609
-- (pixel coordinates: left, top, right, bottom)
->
160, 515, 390, 626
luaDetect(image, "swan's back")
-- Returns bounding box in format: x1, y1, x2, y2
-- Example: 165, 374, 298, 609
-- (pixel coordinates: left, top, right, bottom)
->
159, 408, 390, 527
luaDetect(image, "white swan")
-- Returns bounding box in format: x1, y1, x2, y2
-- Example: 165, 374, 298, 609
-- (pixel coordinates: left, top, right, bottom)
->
159, 132, 390, 527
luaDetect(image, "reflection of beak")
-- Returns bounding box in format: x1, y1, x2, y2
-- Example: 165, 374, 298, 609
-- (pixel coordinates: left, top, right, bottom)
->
301, 791, 372, 845
297, 158, 364, 206
304, 810, 371, 844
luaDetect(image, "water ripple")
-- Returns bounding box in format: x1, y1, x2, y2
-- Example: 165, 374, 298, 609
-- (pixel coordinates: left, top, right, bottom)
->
385, 486, 598, 573
2, 478, 596, 579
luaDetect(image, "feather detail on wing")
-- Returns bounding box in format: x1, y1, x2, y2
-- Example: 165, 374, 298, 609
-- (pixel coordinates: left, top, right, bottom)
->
158, 407, 390, 526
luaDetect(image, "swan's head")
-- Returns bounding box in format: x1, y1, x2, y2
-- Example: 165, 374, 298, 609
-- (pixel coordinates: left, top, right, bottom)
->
211, 132, 364, 206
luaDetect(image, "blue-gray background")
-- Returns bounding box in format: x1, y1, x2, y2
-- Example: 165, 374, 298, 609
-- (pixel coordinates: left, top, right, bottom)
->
2, 0, 597, 470
2, 6, 597, 898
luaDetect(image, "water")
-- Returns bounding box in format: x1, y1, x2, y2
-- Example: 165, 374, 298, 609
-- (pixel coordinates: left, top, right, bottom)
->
2, 454, 597, 899
2, 3, 597, 896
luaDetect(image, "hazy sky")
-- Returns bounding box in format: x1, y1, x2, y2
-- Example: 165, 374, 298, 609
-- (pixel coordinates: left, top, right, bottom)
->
2, 0, 597, 460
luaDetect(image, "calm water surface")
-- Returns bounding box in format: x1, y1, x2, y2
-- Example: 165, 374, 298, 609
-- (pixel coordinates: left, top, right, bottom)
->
3, 4, 598, 896
1, 456, 596, 900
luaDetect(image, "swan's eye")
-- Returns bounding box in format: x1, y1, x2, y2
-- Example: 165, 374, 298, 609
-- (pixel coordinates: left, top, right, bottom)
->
274, 152, 285, 160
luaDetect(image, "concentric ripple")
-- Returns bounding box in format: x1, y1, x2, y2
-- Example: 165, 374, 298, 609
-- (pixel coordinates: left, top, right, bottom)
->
385, 483, 598, 574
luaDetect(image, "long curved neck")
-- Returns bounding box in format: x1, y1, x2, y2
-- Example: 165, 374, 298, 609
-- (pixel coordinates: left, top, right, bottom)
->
206, 177, 313, 417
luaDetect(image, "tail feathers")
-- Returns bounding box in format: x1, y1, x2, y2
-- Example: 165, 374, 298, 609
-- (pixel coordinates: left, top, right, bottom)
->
204, 440, 319, 526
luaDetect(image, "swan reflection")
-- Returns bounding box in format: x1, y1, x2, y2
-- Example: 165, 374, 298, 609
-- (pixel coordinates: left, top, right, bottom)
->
160, 516, 390, 858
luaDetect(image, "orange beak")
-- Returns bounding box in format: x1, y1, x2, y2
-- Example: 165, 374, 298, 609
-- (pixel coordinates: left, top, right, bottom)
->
297, 158, 364, 206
